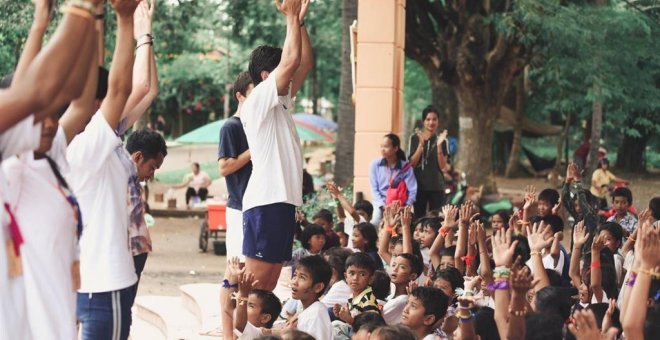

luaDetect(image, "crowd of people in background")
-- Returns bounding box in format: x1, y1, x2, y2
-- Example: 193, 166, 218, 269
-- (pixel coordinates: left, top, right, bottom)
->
1, 0, 659, 340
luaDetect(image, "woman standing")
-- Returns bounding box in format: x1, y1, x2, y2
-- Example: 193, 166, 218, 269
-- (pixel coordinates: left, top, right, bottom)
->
369, 133, 417, 224
408, 106, 450, 218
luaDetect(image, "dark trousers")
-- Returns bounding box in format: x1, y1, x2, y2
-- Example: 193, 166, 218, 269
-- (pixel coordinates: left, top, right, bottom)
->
185, 187, 209, 205
414, 190, 445, 219
77, 286, 133, 340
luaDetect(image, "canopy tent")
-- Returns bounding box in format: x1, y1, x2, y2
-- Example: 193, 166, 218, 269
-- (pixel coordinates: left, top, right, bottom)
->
293, 113, 338, 130
175, 118, 335, 145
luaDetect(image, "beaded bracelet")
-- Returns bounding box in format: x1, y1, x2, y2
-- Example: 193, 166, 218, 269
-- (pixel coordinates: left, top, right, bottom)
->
493, 267, 511, 280
635, 268, 660, 280
509, 306, 528, 317
222, 279, 238, 289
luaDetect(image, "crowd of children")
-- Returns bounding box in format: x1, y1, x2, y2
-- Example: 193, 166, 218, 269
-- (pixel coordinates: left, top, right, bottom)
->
223, 159, 659, 340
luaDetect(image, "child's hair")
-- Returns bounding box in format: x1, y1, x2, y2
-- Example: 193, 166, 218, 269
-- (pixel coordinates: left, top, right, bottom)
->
354, 200, 374, 219
511, 235, 531, 263
598, 222, 623, 246
371, 325, 416, 340
300, 224, 326, 250
297, 255, 332, 297
540, 214, 564, 234
433, 267, 464, 293
325, 247, 353, 281
650, 196, 660, 220
397, 253, 424, 277
423, 217, 442, 233
545, 269, 562, 287
534, 286, 576, 321
313, 209, 333, 225
353, 312, 386, 333
345, 252, 377, 275
384, 133, 406, 161
440, 245, 456, 258
410, 287, 449, 324
250, 289, 282, 328
524, 312, 564, 340
280, 329, 315, 340
611, 187, 633, 204
538, 188, 560, 206
598, 248, 620, 299
473, 307, 500, 340
334, 222, 345, 234
354, 222, 379, 252
371, 270, 391, 300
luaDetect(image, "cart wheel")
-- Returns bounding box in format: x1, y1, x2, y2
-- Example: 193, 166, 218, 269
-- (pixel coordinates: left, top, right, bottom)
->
199, 221, 209, 252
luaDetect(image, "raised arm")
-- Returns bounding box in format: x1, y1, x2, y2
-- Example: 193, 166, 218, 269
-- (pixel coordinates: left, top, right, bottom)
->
120, 0, 159, 128
521, 185, 536, 225
476, 223, 492, 283
327, 181, 359, 222
273, 0, 302, 96
492, 228, 519, 340
454, 202, 472, 274
589, 234, 605, 302
13, 0, 51, 81
569, 221, 588, 288
378, 204, 395, 264
289, 0, 312, 98
0, 1, 101, 131
435, 130, 449, 171
101, 0, 140, 130
430, 205, 456, 269
400, 206, 414, 254
507, 264, 533, 340
526, 223, 552, 291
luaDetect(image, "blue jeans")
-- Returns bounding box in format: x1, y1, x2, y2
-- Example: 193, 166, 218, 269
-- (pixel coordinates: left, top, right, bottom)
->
77, 286, 133, 340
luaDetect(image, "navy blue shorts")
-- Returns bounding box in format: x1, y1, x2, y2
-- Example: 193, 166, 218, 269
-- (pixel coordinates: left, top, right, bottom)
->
242, 203, 296, 263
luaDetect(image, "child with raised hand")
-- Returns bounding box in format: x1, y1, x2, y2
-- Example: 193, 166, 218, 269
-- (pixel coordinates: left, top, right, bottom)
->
401, 286, 449, 340
378, 202, 402, 268
288, 255, 333, 340
333, 253, 380, 325
383, 253, 424, 325
327, 181, 373, 248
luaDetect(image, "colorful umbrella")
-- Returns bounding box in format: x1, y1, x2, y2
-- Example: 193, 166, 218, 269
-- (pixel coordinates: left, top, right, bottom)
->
293, 113, 337, 130
175, 118, 335, 144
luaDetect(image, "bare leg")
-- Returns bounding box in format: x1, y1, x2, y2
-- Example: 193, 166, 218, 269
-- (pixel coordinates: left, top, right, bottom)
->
244, 257, 283, 291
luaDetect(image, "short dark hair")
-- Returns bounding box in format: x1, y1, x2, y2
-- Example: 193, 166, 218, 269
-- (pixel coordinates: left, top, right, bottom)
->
650, 197, 660, 220
353, 312, 386, 333
125, 129, 168, 160
297, 255, 332, 297
598, 222, 623, 245
534, 286, 576, 321
422, 105, 440, 121
372, 325, 416, 340
300, 224, 325, 250
233, 71, 253, 98
538, 188, 560, 206
248, 45, 282, 86
325, 247, 353, 280
354, 222, 379, 252
440, 245, 456, 258
473, 307, 500, 340
354, 200, 374, 218
433, 267, 464, 292
525, 312, 564, 340
512, 235, 531, 263
250, 289, 282, 328
423, 217, 442, 233
410, 287, 449, 323
346, 252, 377, 275
397, 253, 424, 276
371, 270, 391, 300
612, 187, 633, 204
540, 214, 564, 234
384, 133, 406, 161
313, 209, 333, 224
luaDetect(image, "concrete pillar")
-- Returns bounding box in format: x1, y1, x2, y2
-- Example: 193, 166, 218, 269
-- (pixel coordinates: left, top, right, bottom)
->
353, 0, 406, 201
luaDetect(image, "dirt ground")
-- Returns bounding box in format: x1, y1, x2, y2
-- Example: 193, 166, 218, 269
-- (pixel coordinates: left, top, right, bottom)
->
138, 173, 659, 298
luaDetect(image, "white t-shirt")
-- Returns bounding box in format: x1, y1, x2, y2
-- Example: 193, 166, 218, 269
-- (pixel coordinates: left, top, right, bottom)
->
0, 115, 42, 340
241, 69, 303, 211
66, 112, 137, 293
297, 300, 332, 340
383, 294, 408, 325
526, 249, 565, 276
2, 128, 78, 339
233, 321, 262, 339
184, 171, 211, 191
321, 280, 352, 308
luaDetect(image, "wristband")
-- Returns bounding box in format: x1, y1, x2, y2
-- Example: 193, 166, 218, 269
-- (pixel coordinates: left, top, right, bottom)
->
591, 261, 601, 269
440, 226, 451, 237
222, 279, 238, 289
626, 272, 638, 287
487, 279, 510, 290
461, 255, 475, 267
493, 267, 511, 280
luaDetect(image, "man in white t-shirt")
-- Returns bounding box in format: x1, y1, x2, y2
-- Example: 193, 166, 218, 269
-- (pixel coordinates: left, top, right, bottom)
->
240, 0, 314, 291
67, 2, 143, 339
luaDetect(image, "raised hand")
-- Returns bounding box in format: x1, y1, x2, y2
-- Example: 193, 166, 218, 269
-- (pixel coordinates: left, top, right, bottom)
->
510, 264, 533, 297
459, 201, 475, 225
326, 181, 341, 199
573, 221, 589, 247
442, 205, 459, 228
523, 185, 537, 210
227, 256, 245, 283
492, 228, 519, 267
133, 0, 154, 39
401, 205, 412, 229
637, 217, 660, 269
299, 0, 310, 22
602, 298, 617, 332
568, 309, 619, 340
565, 162, 581, 183
274, 0, 302, 18
436, 129, 448, 148
239, 272, 259, 299
468, 222, 478, 247
591, 233, 605, 253
111, 0, 141, 18
552, 201, 562, 215
527, 222, 554, 252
